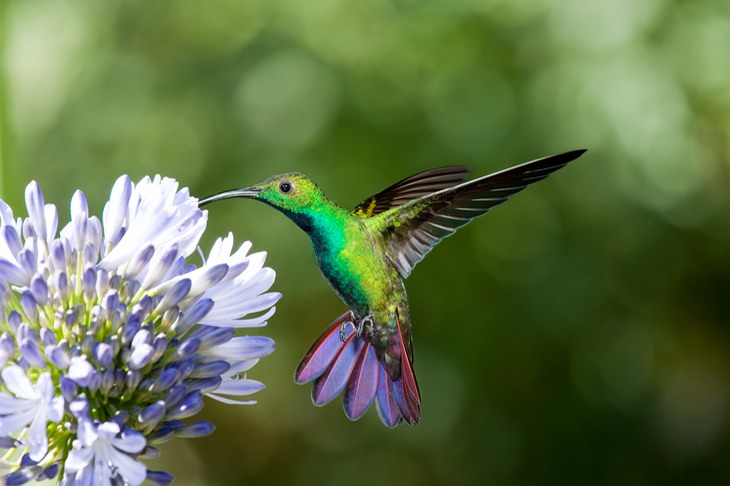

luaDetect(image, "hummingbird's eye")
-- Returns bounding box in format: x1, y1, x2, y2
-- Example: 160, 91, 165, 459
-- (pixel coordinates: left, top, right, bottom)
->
279, 181, 293, 194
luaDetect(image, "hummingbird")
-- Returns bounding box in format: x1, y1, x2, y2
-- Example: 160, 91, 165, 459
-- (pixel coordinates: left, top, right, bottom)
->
199, 149, 586, 427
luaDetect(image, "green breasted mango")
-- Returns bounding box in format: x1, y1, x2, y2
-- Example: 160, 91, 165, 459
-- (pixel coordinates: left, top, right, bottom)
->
199, 149, 585, 427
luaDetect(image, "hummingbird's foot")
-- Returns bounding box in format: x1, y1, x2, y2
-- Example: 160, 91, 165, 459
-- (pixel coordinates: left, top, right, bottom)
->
339, 313, 374, 341
356, 313, 375, 338
339, 319, 355, 342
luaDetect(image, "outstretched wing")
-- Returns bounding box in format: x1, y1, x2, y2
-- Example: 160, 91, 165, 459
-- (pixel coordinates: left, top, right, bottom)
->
352, 166, 470, 218
378, 150, 586, 278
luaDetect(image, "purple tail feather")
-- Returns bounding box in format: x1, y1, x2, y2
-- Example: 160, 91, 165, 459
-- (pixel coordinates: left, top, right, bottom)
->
295, 311, 421, 427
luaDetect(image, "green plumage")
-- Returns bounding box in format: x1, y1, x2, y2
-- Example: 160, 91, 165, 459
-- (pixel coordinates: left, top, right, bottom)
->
199, 149, 586, 425
232, 173, 413, 374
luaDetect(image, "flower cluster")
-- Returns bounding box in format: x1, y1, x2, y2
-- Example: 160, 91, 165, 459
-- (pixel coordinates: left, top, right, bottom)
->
0, 176, 280, 485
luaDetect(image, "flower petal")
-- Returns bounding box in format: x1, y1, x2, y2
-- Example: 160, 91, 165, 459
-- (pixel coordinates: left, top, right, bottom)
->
0, 407, 35, 435
203, 336, 275, 361
68, 357, 95, 387
106, 445, 147, 486
25, 181, 47, 240
0, 393, 34, 414
27, 411, 50, 461
213, 378, 265, 396
2, 365, 37, 399
102, 175, 133, 248
112, 429, 146, 454
204, 394, 256, 406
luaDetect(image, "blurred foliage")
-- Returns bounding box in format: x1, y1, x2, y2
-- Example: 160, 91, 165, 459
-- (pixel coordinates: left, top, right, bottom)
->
1, 0, 728, 484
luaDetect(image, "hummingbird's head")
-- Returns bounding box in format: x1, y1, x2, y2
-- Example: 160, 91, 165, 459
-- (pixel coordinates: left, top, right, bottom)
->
199, 173, 330, 231
245, 172, 326, 212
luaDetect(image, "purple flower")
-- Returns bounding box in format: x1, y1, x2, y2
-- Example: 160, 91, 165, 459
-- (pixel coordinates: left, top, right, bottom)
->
0, 176, 280, 484
64, 421, 146, 485
0, 366, 64, 461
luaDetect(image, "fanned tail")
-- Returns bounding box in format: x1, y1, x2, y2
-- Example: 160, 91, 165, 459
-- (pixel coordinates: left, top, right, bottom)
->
294, 311, 421, 427
391, 308, 421, 424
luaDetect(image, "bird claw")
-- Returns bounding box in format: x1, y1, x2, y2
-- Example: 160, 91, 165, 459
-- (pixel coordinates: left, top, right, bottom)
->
356, 314, 374, 338
339, 319, 353, 342
339, 313, 374, 342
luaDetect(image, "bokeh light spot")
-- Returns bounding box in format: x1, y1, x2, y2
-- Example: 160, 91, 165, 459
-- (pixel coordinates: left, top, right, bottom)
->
236, 50, 342, 151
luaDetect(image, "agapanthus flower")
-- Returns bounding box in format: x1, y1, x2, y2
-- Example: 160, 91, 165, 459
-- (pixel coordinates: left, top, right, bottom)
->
0, 176, 280, 485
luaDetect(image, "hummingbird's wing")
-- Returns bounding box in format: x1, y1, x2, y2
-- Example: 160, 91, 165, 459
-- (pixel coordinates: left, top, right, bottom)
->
352, 166, 470, 218
378, 150, 586, 278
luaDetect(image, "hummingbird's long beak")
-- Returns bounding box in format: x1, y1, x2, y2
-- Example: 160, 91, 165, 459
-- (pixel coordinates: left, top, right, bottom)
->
198, 187, 261, 206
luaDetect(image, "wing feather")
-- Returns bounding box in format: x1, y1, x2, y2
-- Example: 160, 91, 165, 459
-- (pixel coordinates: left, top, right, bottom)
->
352, 166, 470, 218
378, 150, 586, 278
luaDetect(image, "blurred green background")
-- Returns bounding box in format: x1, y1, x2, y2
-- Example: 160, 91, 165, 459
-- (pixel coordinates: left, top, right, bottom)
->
1, 0, 728, 484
